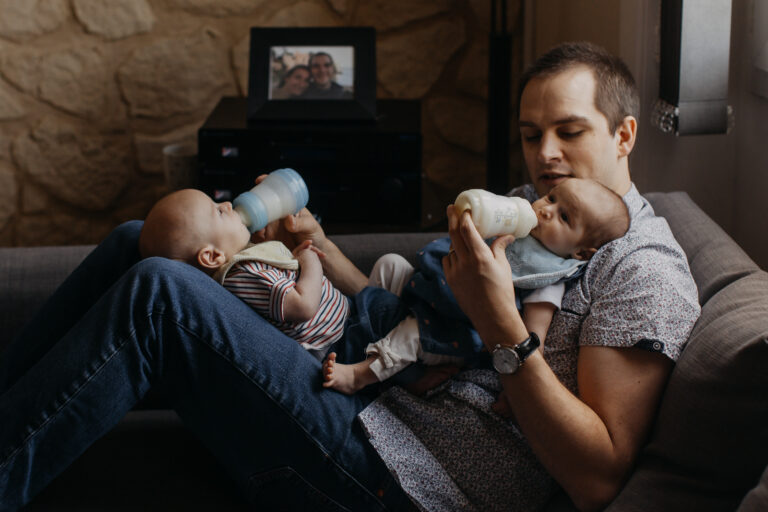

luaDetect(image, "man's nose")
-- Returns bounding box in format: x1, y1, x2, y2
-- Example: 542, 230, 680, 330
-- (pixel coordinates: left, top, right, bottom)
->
538, 132, 562, 163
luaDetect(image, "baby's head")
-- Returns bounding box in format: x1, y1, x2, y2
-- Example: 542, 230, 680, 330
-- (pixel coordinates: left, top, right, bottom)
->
139, 189, 251, 274
529, 178, 629, 260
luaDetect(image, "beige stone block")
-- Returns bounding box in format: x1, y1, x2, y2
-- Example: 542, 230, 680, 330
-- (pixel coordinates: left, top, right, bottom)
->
0, 127, 14, 161
354, 0, 454, 31
12, 117, 132, 211
0, 45, 126, 122
427, 96, 487, 154
118, 28, 234, 118
0, 0, 68, 42
167, 0, 268, 17
378, 17, 466, 98
134, 124, 200, 175
74, 0, 155, 40
456, 41, 489, 100
266, 2, 339, 26
233, 34, 250, 96
328, 0, 349, 16
0, 164, 17, 230
21, 181, 49, 215
111, 179, 166, 223
0, 85, 25, 120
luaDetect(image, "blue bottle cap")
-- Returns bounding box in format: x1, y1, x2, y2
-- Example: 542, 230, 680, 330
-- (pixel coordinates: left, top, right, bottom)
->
233, 192, 268, 233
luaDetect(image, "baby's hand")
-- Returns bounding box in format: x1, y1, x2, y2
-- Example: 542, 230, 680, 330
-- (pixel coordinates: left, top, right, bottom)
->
292, 240, 326, 260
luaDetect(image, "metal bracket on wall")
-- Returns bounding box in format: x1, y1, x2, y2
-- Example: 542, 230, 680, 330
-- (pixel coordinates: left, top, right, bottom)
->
655, 0, 733, 135
651, 98, 735, 135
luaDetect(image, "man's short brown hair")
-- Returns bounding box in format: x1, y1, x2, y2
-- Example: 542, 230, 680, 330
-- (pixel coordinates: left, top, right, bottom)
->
518, 41, 640, 134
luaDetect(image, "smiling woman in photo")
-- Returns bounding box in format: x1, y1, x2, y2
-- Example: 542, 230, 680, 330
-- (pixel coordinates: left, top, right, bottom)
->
271, 65, 311, 100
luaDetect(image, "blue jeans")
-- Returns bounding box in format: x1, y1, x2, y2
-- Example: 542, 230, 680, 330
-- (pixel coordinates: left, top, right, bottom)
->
0, 221, 413, 511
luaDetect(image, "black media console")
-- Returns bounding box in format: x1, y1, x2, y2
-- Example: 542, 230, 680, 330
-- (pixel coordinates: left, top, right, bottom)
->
198, 97, 422, 232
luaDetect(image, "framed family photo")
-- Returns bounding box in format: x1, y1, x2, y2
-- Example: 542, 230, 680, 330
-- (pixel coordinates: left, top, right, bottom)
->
247, 27, 376, 121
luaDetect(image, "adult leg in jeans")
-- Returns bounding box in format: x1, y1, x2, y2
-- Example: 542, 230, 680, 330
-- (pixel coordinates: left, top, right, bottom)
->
0, 221, 143, 394
0, 251, 410, 511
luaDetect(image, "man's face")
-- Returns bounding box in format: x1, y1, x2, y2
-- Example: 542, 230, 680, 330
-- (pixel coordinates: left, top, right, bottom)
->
310, 55, 334, 87
519, 66, 625, 198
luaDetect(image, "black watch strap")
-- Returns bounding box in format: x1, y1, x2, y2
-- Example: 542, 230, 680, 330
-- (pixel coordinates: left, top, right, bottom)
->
514, 331, 540, 361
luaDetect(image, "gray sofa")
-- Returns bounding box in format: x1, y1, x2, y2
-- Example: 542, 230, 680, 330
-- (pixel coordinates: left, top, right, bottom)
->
1, 191, 766, 511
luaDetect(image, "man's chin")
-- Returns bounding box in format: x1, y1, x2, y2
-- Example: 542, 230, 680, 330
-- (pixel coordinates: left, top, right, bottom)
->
538, 174, 571, 193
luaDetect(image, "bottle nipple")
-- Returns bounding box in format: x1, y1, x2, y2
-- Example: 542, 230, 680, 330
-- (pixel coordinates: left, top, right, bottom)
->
235, 206, 250, 228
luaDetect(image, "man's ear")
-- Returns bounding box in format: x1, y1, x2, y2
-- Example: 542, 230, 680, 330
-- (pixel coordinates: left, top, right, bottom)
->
196, 245, 227, 270
615, 115, 637, 158
573, 247, 597, 261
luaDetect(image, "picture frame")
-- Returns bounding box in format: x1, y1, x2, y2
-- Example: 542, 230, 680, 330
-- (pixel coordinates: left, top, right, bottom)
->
247, 27, 376, 121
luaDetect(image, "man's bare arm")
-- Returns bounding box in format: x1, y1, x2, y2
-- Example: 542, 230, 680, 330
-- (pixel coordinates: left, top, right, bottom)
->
502, 347, 671, 511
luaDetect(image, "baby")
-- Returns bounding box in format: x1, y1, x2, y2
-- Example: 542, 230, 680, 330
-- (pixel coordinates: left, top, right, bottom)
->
322, 177, 631, 395
138, 188, 355, 356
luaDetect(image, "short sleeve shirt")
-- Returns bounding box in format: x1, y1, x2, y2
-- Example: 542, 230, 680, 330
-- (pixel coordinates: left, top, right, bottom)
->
358, 184, 701, 511
223, 261, 349, 351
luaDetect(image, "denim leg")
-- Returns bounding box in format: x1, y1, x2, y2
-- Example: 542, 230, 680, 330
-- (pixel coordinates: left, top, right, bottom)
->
0, 221, 143, 394
0, 256, 410, 511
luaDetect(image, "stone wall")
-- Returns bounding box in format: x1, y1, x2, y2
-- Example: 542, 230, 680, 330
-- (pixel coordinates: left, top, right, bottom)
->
0, 0, 523, 246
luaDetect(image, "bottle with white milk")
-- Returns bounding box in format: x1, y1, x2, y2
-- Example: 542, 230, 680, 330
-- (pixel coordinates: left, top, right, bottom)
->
454, 189, 537, 238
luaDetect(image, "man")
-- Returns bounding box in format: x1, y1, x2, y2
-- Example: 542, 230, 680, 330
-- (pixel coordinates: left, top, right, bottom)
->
0, 42, 698, 511
301, 52, 352, 99
436, 41, 700, 509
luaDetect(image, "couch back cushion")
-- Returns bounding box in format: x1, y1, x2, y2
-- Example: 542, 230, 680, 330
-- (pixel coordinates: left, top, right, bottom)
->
607, 260, 768, 508
645, 191, 760, 304
0, 246, 91, 351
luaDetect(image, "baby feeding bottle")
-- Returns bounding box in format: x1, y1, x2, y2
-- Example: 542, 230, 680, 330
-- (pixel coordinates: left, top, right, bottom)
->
454, 189, 537, 238
233, 168, 309, 233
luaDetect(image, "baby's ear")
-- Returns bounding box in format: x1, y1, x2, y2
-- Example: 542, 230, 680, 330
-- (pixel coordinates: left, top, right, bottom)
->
573, 247, 597, 261
197, 245, 227, 270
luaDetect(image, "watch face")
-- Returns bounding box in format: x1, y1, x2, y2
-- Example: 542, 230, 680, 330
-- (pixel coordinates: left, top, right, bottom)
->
492, 346, 521, 374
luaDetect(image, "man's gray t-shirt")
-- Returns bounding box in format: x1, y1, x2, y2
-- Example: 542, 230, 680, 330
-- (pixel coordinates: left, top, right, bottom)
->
358, 184, 700, 512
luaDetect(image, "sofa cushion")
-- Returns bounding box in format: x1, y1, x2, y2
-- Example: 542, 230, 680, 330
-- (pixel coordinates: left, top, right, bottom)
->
0, 245, 91, 348
331, 232, 444, 275
607, 270, 768, 512
646, 192, 759, 304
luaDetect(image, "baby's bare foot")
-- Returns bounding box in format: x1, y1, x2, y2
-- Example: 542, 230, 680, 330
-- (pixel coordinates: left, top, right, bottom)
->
322, 353, 377, 395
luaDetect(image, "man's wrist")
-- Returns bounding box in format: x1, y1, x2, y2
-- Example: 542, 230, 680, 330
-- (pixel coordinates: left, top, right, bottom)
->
481, 318, 530, 352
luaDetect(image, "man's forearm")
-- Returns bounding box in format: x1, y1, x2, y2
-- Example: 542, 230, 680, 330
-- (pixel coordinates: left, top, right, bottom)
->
497, 345, 672, 512
500, 353, 624, 511
318, 239, 367, 295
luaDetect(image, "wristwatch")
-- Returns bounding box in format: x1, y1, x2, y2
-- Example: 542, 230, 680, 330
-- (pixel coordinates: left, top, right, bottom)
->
491, 332, 540, 374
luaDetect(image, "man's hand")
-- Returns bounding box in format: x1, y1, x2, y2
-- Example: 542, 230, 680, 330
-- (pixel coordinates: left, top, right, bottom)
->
249, 175, 328, 251
442, 205, 528, 347
248, 174, 367, 295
